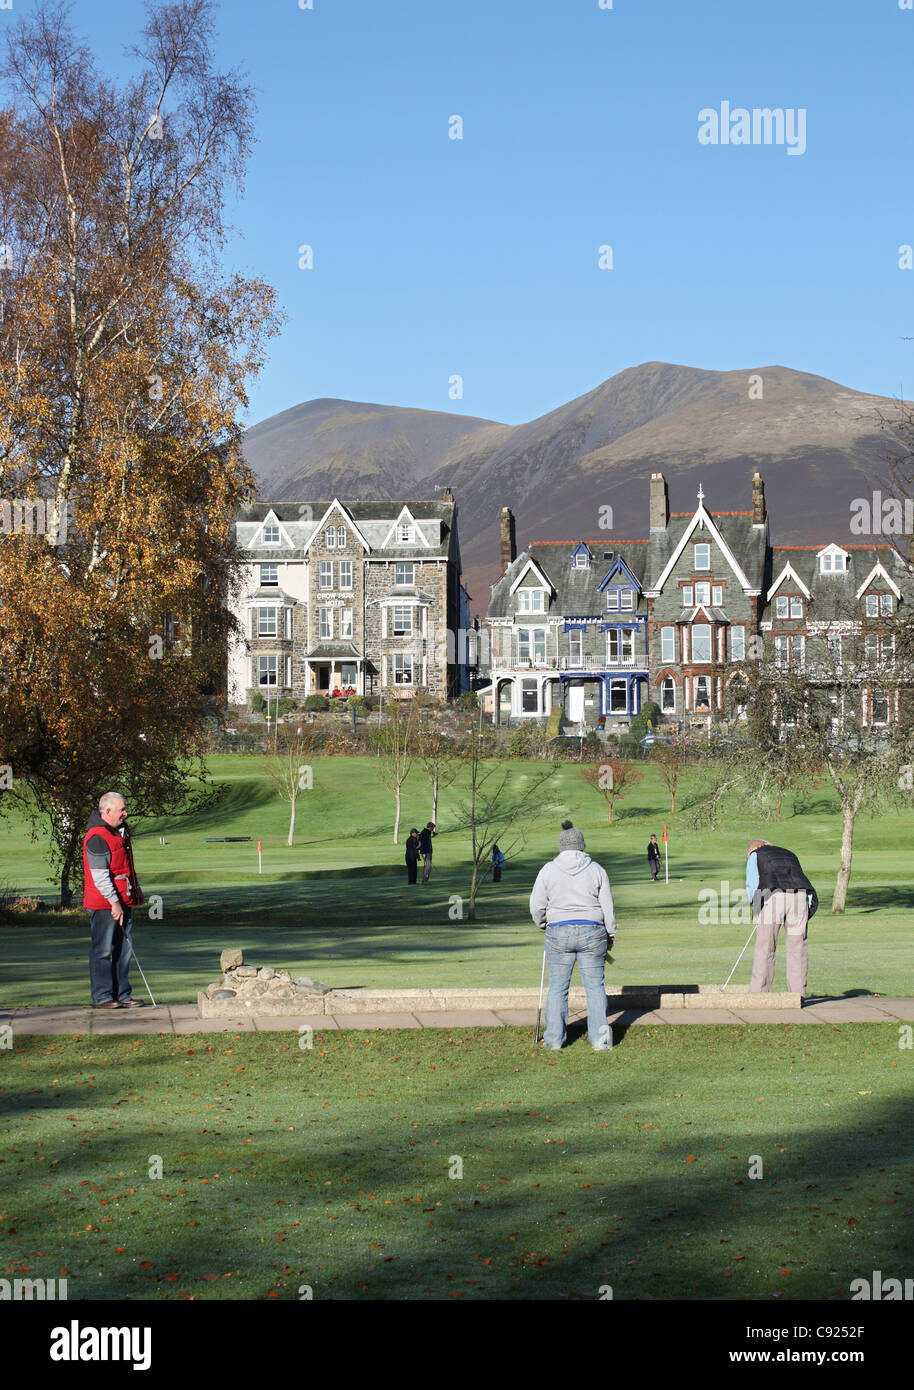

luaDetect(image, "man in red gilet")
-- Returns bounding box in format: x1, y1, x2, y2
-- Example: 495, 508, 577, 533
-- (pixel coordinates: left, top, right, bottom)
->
82, 792, 145, 1009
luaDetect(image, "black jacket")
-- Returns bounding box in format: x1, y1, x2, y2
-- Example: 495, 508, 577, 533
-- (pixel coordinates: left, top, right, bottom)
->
754, 844, 818, 918
405, 836, 420, 863
417, 828, 434, 856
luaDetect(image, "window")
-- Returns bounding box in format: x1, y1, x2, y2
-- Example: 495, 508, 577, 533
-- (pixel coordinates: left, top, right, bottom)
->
340, 609, 353, 639
521, 680, 538, 713
693, 675, 711, 707
865, 594, 878, 617
262, 523, 280, 546
519, 628, 548, 663
682, 585, 693, 608
398, 522, 413, 543
774, 635, 789, 666
790, 597, 803, 618
660, 676, 676, 712
730, 627, 745, 661
319, 561, 333, 589
881, 593, 894, 615
661, 626, 676, 662
871, 689, 889, 725
620, 589, 634, 610
257, 607, 277, 638
882, 634, 895, 666
319, 608, 333, 640
392, 605, 413, 636
609, 679, 627, 712
775, 596, 789, 619
568, 630, 582, 665
573, 552, 589, 568
338, 560, 353, 590
691, 624, 712, 662
337, 526, 346, 548
395, 562, 414, 586
325, 527, 336, 548
341, 662, 357, 686
827, 633, 842, 664
393, 654, 413, 685
605, 590, 620, 611
712, 585, 723, 606
695, 581, 711, 605
258, 655, 278, 686
790, 635, 805, 667
518, 588, 545, 613
820, 550, 847, 572
607, 629, 633, 664
260, 563, 278, 587
694, 543, 711, 570
865, 633, 879, 664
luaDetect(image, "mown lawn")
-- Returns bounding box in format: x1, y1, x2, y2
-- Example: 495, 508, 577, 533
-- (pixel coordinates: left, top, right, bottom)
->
1, 755, 912, 1003
1, 1027, 910, 1301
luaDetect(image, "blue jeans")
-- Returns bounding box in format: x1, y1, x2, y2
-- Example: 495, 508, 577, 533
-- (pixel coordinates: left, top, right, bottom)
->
544, 923, 610, 1049
89, 908, 134, 1004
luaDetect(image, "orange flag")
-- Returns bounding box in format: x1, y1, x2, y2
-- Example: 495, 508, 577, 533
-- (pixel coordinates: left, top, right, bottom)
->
662, 825, 667, 843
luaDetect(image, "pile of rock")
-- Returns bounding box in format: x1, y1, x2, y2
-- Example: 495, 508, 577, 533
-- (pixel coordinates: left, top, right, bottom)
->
202, 948, 333, 1011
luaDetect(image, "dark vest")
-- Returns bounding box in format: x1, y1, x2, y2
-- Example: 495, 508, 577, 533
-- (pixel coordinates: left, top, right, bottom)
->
753, 844, 817, 916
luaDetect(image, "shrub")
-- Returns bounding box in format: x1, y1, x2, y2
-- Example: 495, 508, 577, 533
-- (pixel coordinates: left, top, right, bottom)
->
250, 691, 265, 713
276, 697, 297, 717
303, 694, 329, 712
455, 690, 478, 711
349, 696, 369, 715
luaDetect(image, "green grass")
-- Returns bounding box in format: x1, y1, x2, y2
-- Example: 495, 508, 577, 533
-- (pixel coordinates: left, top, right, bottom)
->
1, 1027, 910, 1301
1, 755, 912, 1004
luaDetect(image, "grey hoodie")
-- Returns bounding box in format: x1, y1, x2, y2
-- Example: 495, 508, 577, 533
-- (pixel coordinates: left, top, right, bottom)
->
529, 851, 616, 935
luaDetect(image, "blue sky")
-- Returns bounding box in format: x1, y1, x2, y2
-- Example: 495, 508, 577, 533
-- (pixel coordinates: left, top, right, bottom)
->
21, 0, 914, 427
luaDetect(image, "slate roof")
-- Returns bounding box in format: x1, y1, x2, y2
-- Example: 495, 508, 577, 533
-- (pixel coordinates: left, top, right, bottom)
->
303, 641, 365, 660
763, 544, 914, 622
488, 541, 649, 620
235, 500, 454, 561
643, 511, 769, 593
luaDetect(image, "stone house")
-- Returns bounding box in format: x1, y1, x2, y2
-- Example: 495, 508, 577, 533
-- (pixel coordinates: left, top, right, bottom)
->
228, 495, 467, 705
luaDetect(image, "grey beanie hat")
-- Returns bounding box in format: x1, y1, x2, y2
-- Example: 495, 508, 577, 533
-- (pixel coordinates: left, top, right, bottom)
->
558, 819, 585, 852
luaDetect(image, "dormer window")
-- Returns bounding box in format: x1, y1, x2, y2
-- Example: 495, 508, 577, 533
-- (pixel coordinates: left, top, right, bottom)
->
694, 543, 711, 570
820, 548, 847, 573
398, 523, 414, 544
573, 552, 589, 569
866, 593, 893, 617
262, 523, 280, 546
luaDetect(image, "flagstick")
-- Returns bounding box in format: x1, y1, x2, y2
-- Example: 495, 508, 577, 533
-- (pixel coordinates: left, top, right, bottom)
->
258, 839, 262, 875
664, 825, 669, 884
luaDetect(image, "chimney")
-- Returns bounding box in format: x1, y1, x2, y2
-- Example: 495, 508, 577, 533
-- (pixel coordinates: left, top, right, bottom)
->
499, 507, 516, 572
752, 471, 766, 526
441, 487, 454, 502
650, 473, 669, 531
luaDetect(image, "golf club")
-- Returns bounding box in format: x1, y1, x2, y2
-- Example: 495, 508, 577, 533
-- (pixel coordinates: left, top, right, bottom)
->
722, 923, 757, 990
131, 947, 158, 1008
534, 947, 546, 1044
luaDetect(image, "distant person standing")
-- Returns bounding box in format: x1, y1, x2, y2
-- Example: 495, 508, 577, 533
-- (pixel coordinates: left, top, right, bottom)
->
529, 821, 617, 1051
405, 828, 421, 885
418, 822, 436, 884
82, 792, 145, 1009
745, 838, 818, 998
648, 834, 661, 881
492, 843, 504, 883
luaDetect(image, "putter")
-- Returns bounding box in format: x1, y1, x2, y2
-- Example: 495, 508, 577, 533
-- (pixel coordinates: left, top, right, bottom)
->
534, 947, 546, 1044
722, 924, 757, 990
131, 947, 158, 1008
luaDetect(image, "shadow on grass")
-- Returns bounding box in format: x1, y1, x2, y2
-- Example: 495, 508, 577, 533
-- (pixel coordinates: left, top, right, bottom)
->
2, 1035, 911, 1300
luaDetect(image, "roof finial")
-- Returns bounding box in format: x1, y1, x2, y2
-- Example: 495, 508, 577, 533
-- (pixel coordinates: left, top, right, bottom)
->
697, 483, 705, 504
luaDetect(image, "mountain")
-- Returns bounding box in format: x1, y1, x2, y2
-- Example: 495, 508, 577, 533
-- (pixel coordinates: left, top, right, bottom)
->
241, 363, 905, 610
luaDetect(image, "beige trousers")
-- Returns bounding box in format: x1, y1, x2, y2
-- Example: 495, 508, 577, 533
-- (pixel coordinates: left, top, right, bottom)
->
749, 890, 809, 996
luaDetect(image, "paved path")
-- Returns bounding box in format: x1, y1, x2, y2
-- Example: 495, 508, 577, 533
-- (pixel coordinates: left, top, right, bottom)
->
3, 997, 913, 1034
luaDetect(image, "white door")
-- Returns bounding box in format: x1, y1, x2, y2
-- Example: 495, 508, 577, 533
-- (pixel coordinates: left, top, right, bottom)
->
568, 686, 585, 722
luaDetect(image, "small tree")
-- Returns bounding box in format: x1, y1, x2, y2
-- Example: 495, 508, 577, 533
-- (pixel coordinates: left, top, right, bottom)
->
373, 697, 419, 844
416, 720, 459, 825
261, 729, 319, 846
580, 759, 642, 824
651, 741, 687, 814
451, 725, 557, 921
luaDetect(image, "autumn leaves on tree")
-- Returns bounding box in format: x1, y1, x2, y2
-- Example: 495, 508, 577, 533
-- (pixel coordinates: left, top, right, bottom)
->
0, 1, 280, 902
